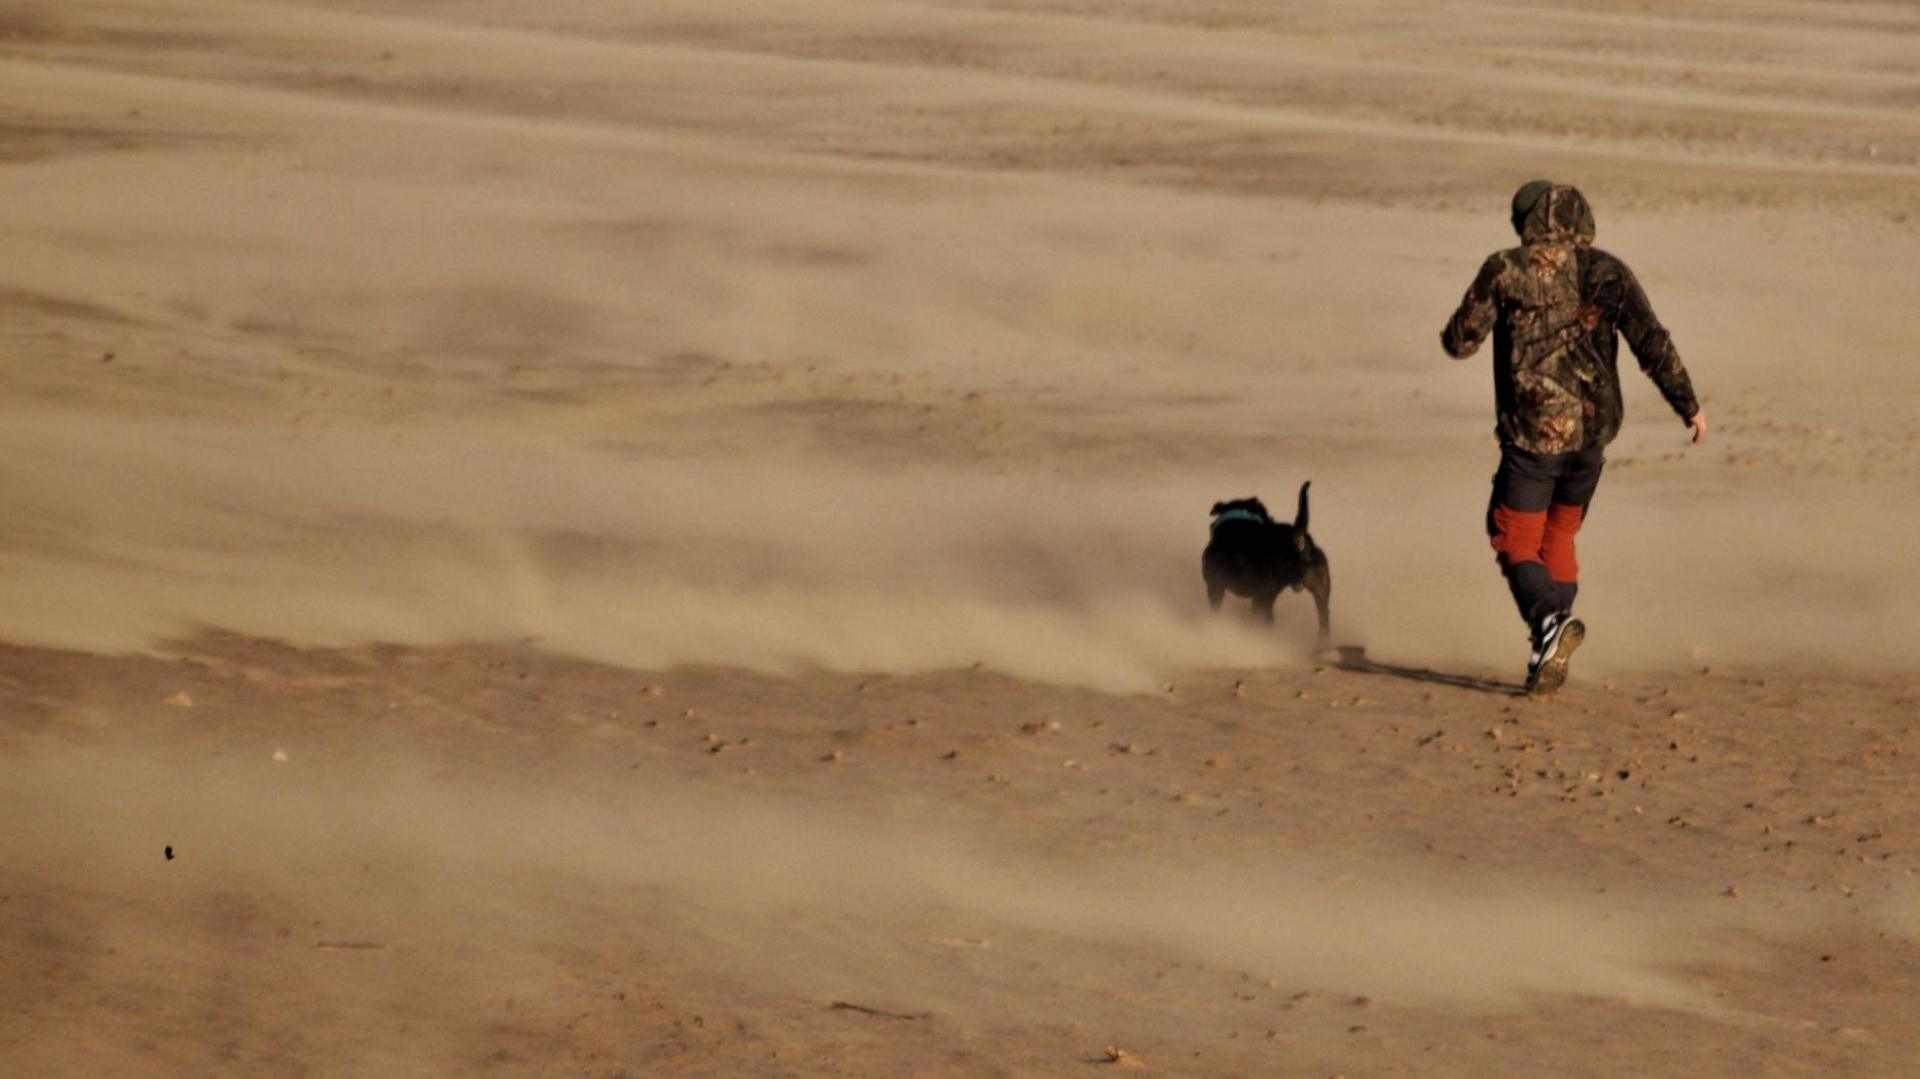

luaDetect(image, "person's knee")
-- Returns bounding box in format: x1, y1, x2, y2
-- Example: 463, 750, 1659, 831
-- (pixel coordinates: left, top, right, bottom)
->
1490, 505, 1548, 567
1541, 503, 1584, 582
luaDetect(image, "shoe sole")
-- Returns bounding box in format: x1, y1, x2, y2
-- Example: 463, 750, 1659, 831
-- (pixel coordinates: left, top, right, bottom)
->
1528, 620, 1584, 696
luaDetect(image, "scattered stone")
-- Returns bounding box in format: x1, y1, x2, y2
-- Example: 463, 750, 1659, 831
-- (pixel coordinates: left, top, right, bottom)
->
163, 692, 194, 708
821, 750, 844, 764
642, 685, 665, 697
1101, 1046, 1148, 1068
271, 749, 288, 763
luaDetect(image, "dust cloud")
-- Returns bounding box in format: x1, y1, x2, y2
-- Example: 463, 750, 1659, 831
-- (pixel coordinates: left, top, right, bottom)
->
1, 746, 1731, 1011
0, 408, 1911, 690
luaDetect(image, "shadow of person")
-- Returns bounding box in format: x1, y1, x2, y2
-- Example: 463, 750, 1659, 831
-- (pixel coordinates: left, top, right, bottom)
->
1326, 645, 1522, 697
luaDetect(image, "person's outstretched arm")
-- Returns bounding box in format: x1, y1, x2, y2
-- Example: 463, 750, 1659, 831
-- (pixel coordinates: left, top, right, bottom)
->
1609, 259, 1706, 442
1441, 255, 1503, 359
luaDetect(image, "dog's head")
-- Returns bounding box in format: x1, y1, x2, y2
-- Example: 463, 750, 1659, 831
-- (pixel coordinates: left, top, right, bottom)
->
1209, 497, 1271, 521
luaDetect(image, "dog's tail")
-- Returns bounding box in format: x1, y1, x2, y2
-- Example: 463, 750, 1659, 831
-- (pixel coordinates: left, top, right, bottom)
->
1293, 481, 1312, 553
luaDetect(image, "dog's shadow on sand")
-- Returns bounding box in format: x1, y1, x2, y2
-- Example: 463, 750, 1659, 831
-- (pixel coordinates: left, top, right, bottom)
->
1326, 645, 1522, 697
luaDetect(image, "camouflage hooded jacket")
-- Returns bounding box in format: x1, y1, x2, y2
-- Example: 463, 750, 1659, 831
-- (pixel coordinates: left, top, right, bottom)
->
1441, 183, 1699, 454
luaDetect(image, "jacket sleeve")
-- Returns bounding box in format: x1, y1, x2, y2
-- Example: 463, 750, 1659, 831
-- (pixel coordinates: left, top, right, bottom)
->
1609, 260, 1700, 420
1441, 254, 1503, 359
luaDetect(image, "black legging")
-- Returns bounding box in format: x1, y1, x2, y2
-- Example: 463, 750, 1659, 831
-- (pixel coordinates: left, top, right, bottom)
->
1487, 444, 1604, 630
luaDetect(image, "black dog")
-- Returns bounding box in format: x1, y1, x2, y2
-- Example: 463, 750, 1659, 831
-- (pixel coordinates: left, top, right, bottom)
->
1202, 482, 1331, 643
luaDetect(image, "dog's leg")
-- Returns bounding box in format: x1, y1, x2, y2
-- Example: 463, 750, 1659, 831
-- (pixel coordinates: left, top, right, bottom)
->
1252, 591, 1279, 626
1204, 572, 1226, 612
1305, 559, 1332, 647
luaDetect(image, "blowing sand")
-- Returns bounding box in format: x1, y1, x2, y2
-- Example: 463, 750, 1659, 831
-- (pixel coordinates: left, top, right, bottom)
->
1, 1, 1916, 1075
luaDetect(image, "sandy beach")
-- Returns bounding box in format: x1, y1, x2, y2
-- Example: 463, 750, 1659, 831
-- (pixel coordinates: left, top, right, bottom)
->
2, 1, 1917, 1075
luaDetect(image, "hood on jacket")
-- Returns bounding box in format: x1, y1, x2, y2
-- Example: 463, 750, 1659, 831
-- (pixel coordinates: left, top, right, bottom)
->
1512, 181, 1596, 246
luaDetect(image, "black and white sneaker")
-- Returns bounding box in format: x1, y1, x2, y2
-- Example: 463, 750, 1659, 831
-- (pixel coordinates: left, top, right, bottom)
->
1526, 613, 1585, 696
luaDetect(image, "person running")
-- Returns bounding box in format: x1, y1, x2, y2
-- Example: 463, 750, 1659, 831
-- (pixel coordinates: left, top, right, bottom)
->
1441, 180, 1707, 694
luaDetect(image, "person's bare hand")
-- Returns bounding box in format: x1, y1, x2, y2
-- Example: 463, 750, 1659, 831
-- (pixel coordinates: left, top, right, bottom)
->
1686, 410, 1708, 444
